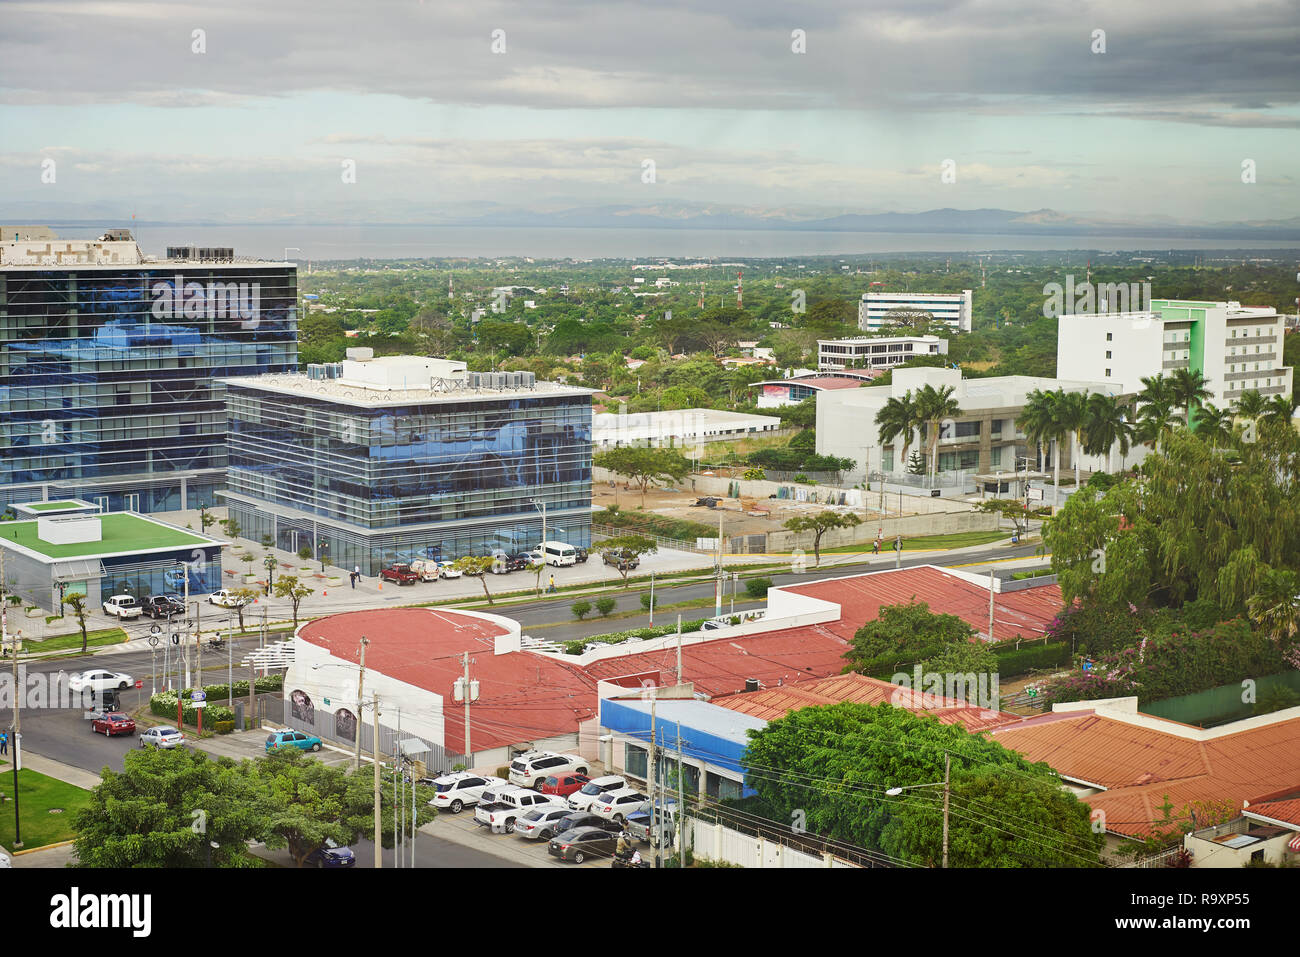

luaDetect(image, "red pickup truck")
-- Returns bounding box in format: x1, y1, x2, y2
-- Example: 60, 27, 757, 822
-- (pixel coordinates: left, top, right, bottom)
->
379, 563, 420, 585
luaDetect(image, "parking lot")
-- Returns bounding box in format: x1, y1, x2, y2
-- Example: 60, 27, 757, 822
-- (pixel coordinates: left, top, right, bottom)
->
428, 806, 627, 870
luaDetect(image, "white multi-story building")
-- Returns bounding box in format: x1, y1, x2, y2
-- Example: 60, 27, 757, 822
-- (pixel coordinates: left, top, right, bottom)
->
817, 367, 1138, 483
1056, 299, 1294, 409
859, 290, 972, 333
818, 335, 949, 372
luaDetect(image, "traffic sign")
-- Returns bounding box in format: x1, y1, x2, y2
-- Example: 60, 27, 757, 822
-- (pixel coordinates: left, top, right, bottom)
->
192, 699, 207, 709
135, 679, 143, 689
192, 690, 207, 702
148, 635, 160, 648
150, 624, 161, 635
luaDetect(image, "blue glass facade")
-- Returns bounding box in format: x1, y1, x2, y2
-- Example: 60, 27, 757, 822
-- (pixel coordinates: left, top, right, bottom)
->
223, 381, 593, 574
0, 263, 298, 512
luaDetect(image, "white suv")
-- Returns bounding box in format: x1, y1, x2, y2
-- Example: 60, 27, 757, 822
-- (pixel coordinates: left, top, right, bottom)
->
567, 775, 628, 812
508, 750, 588, 790
474, 785, 565, 833
423, 772, 506, 814
589, 787, 649, 824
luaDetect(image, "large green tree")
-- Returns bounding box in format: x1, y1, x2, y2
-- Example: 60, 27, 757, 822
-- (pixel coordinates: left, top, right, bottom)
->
782, 510, 862, 565
845, 599, 976, 674
741, 703, 1103, 867
594, 447, 692, 506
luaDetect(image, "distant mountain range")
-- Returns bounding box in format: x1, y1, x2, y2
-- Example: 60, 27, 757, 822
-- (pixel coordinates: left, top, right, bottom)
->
20, 202, 1300, 240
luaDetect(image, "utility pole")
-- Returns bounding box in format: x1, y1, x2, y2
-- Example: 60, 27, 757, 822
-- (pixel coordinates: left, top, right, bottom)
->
373, 693, 382, 869
714, 509, 723, 618
2, 549, 21, 847
187, 564, 197, 690
648, 572, 654, 626
456, 652, 478, 762
942, 752, 951, 869
353, 637, 369, 772
649, 695, 659, 869
676, 721, 686, 867
675, 614, 683, 684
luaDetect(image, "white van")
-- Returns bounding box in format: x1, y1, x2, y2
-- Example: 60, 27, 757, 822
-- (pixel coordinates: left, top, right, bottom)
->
533, 541, 577, 567
409, 559, 441, 582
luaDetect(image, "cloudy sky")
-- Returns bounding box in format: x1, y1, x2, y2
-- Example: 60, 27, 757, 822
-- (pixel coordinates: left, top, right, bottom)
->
1, 0, 1298, 224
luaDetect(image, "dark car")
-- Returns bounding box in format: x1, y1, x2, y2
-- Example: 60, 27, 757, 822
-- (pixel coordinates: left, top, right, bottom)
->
379, 563, 420, 585
574, 547, 589, 564
506, 553, 530, 571
602, 548, 639, 571
548, 826, 618, 863
142, 594, 186, 619
554, 811, 623, 836
305, 839, 356, 868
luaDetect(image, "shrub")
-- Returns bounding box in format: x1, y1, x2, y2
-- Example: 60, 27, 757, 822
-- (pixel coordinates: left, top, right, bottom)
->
572, 600, 592, 620
592, 509, 713, 541
214, 720, 235, 734
496, 767, 510, 779
563, 617, 712, 654
744, 577, 772, 600
993, 641, 1071, 677
640, 593, 655, 612
596, 597, 617, 617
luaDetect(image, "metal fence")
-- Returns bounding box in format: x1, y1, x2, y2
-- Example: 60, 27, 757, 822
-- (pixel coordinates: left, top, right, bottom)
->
258, 694, 463, 777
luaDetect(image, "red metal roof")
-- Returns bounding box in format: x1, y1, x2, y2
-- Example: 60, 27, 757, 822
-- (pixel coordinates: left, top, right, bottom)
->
989, 711, 1300, 837
780, 566, 1062, 642
299, 609, 598, 752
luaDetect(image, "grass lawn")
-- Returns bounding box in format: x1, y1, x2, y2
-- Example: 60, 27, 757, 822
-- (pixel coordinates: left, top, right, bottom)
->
0, 765, 93, 849
2, 512, 210, 558
818, 530, 1009, 554
24, 627, 128, 654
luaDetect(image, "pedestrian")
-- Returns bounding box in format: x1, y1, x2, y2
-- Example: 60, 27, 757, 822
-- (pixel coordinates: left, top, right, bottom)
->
350, 571, 357, 589
548, 574, 556, 594
0, 730, 8, 756
873, 538, 881, 555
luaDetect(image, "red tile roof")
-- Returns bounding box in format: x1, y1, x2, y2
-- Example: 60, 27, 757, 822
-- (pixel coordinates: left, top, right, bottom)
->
988, 711, 1300, 837
780, 566, 1062, 642
1244, 797, 1300, 829
713, 672, 1024, 732
299, 609, 598, 752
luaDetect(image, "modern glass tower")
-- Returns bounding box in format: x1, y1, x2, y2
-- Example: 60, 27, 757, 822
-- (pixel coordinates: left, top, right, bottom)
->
221, 353, 593, 574
0, 228, 298, 513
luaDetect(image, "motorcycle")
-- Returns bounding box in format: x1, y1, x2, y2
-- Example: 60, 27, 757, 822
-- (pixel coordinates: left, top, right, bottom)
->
206, 637, 226, 651
611, 836, 651, 868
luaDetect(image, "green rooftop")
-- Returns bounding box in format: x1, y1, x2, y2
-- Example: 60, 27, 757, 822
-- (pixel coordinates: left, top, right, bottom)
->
24, 501, 86, 513
0, 513, 214, 560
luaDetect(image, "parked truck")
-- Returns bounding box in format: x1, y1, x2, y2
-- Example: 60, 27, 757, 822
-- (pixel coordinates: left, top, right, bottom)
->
626, 798, 679, 847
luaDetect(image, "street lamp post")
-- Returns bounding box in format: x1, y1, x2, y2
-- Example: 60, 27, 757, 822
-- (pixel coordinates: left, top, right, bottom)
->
885, 751, 951, 868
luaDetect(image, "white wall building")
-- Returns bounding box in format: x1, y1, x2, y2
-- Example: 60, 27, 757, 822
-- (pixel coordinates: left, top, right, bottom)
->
859, 290, 973, 333
593, 407, 780, 449
1057, 299, 1295, 409
818, 335, 949, 372
816, 366, 1140, 481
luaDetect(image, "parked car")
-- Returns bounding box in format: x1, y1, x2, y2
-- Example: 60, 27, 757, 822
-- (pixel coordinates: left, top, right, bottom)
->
548, 826, 619, 863
574, 547, 589, 564
70, 670, 133, 693
627, 799, 679, 847
409, 559, 441, 582
422, 772, 506, 814
508, 750, 589, 789
514, 805, 573, 841
602, 548, 640, 571
553, 811, 624, 836
141, 594, 186, 619
140, 726, 185, 749
437, 563, 463, 580
305, 839, 356, 868
379, 563, 420, 585
540, 772, 591, 799
567, 774, 628, 812
208, 589, 251, 608
90, 711, 136, 736
101, 594, 142, 618
589, 788, 649, 824
265, 729, 323, 753
489, 549, 527, 574
474, 785, 564, 832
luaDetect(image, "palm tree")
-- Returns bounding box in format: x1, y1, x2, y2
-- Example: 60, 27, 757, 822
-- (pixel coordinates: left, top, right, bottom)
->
1083, 393, 1134, 472
1057, 390, 1089, 491
1135, 375, 1178, 453
874, 390, 920, 475
1247, 568, 1300, 658
1167, 367, 1212, 426
1232, 388, 1268, 419
914, 383, 961, 488
1017, 388, 1056, 475
1262, 393, 1299, 426
1192, 402, 1233, 450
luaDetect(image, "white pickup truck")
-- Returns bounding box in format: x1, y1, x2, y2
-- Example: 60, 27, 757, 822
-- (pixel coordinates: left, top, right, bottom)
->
473, 784, 565, 833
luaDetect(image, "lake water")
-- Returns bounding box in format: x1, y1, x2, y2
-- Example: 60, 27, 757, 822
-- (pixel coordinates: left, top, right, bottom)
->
94, 223, 1300, 261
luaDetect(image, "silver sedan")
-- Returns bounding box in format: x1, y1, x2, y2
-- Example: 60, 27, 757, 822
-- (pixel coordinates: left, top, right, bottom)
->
140, 726, 186, 749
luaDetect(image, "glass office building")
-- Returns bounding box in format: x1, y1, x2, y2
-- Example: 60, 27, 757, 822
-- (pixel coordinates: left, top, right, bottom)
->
221, 355, 593, 574
0, 229, 298, 514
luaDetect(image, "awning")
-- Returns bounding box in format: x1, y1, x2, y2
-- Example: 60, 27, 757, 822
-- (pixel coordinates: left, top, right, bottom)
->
52, 559, 106, 581
1288, 833, 1300, 853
